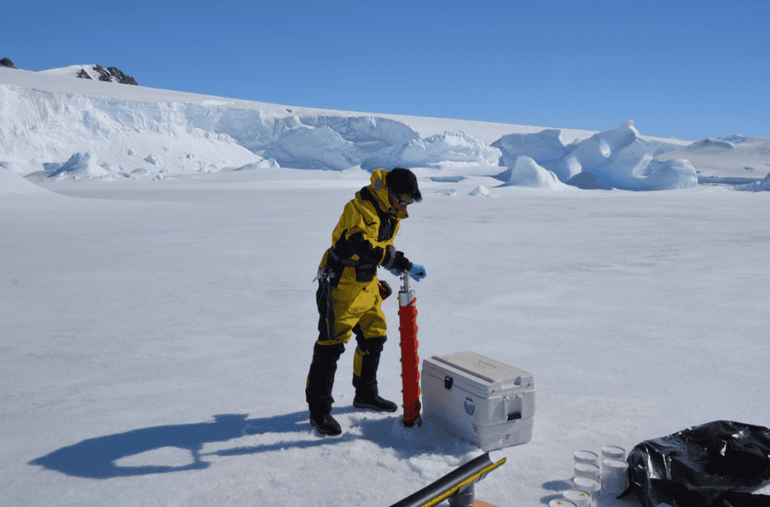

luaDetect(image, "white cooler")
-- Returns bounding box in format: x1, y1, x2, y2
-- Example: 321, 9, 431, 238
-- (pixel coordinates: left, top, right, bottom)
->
421, 351, 535, 451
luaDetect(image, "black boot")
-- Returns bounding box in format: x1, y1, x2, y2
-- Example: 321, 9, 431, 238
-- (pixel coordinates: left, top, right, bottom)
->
309, 411, 342, 436
354, 388, 398, 412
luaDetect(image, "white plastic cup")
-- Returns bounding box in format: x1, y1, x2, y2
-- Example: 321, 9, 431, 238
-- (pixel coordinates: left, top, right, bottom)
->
572, 477, 601, 507
549, 500, 577, 507
573, 463, 600, 480
601, 445, 626, 462
573, 450, 599, 466
573, 476, 601, 492
601, 459, 629, 495
563, 489, 591, 507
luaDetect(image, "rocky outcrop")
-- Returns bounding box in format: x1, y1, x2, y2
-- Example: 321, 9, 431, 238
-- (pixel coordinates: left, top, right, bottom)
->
75, 65, 138, 85
103, 65, 138, 85
1, 58, 15, 68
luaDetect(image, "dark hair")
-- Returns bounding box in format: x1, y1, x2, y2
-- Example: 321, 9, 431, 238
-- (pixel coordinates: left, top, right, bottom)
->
386, 167, 422, 202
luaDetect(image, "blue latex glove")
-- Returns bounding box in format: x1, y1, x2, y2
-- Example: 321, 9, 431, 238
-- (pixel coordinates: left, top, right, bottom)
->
408, 264, 427, 281
390, 268, 402, 277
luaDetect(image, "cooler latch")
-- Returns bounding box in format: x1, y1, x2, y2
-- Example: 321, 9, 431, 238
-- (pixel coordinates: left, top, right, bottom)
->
444, 376, 453, 390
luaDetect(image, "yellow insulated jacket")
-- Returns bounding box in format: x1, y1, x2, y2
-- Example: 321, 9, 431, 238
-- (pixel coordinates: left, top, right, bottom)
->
319, 168, 413, 286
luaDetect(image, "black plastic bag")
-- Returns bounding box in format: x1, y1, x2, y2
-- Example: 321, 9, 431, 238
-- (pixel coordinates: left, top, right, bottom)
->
627, 421, 770, 507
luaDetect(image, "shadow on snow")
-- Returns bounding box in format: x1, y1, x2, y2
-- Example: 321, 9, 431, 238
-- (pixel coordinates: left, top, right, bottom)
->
29, 407, 470, 479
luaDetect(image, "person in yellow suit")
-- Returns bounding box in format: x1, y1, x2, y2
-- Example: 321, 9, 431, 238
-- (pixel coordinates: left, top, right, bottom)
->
306, 167, 427, 436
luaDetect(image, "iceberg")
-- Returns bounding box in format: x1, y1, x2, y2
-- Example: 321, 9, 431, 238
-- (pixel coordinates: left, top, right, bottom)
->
736, 171, 770, 192
499, 156, 571, 190
363, 131, 500, 171
495, 121, 697, 190
28, 153, 110, 180
492, 128, 569, 171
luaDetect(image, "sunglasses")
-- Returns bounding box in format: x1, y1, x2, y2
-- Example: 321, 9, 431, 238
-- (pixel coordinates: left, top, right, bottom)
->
389, 192, 414, 208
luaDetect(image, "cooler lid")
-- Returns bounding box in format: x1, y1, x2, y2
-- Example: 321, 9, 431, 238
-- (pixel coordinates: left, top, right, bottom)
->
429, 351, 534, 392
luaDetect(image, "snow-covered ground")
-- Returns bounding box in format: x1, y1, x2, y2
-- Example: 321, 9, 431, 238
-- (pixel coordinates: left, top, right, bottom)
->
2, 67, 769, 507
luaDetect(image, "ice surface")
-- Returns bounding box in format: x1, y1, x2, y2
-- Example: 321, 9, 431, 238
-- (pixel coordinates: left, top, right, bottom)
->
3, 175, 769, 507
0, 165, 57, 195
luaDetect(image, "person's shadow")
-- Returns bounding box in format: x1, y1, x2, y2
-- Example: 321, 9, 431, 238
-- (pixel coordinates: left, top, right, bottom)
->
29, 410, 356, 479
29, 408, 470, 479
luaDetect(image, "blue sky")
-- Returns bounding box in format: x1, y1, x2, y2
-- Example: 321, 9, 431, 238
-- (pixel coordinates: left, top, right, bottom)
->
5, 0, 769, 140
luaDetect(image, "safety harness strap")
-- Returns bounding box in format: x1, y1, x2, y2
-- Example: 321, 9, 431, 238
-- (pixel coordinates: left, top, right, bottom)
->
327, 248, 377, 271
